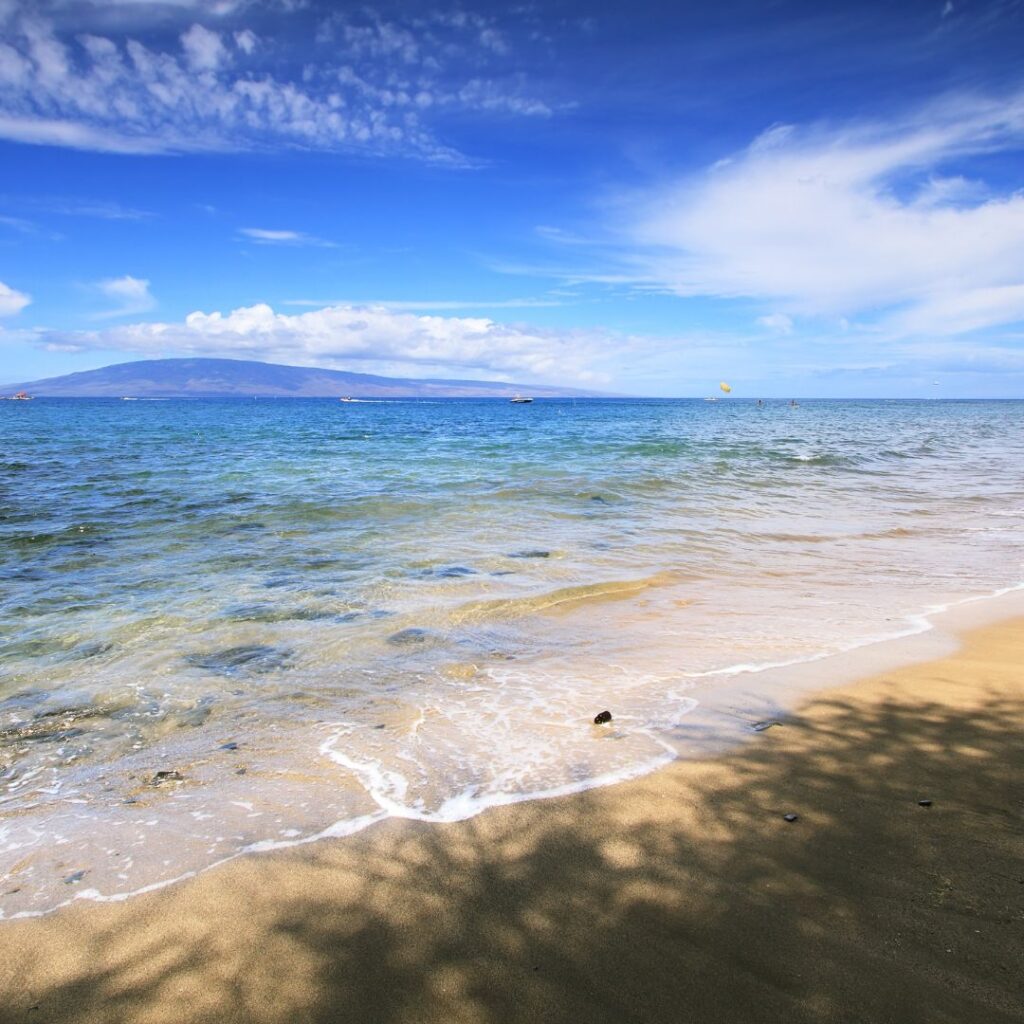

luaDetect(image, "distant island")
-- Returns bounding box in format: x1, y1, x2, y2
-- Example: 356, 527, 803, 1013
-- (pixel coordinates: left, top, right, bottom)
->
1, 357, 609, 399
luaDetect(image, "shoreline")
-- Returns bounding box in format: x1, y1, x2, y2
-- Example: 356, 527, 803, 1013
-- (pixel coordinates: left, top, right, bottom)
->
4, 583, 1023, 922
1, 611, 1022, 1022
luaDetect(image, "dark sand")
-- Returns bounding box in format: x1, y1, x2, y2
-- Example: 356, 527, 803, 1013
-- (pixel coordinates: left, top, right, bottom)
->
1, 618, 1021, 1024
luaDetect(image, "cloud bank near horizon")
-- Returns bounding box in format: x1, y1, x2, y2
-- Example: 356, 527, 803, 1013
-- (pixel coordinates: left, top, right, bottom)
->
27, 301, 632, 385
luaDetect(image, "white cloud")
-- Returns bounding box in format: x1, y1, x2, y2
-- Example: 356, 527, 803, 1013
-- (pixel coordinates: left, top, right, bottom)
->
623, 91, 1024, 339
238, 227, 336, 247
0, 6, 554, 161
233, 28, 257, 55
0, 279, 30, 316
94, 274, 155, 318
180, 23, 226, 71
31, 302, 629, 384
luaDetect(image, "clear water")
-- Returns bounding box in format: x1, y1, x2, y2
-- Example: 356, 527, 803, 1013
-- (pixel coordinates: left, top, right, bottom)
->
2, 397, 1023, 915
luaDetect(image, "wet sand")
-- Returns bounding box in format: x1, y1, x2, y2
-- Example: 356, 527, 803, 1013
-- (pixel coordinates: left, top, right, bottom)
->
0, 617, 1021, 1024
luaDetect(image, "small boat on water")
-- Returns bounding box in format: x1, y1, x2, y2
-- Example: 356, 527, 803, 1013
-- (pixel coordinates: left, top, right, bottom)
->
339, 396, 357, 403
509, 394, 533, 404
9, 391, 32, 401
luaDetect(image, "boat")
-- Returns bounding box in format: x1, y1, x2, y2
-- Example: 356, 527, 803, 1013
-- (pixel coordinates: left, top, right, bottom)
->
339, 397, 357, 403
509, 394, 533, 404
11, 391, 32, 401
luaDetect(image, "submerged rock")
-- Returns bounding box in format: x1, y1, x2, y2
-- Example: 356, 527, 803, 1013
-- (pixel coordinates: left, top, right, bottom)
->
917, 799, 933, 807
594, 710, 613, 725
507, 549, 550, 559
186, 645, 293, 675
420, 565, 477, 578
63, 870, 86, 885
752, 720, 781, 732
387, 627, 435, 646
783, 813, 799, 823
151, 770, 184, 785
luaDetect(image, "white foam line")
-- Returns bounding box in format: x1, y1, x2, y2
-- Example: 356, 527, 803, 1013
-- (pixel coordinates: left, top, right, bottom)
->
679, 581, 1024, 681
320, 728, 680, 824
1, 727, 683, 921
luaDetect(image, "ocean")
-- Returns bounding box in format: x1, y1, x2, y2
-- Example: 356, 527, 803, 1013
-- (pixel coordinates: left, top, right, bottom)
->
2, 396, 1023, 916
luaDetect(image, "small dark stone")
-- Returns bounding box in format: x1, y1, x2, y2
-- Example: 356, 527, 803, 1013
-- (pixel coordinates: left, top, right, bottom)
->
917, 799, 933, 807
752, 720, 781, 732
219, 741, 239, 751
508, 550, 550, 559
63, 870, 86, 885
783, 813, 799, 823
235, 767, 247, 775
594, 710, 612, 725
123, 797, 138, 804
373, 723, 386, 730
152, 770, 184, 785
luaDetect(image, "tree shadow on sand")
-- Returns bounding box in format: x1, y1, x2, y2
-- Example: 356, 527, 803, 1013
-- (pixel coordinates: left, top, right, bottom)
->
1, 686, 1022, 1024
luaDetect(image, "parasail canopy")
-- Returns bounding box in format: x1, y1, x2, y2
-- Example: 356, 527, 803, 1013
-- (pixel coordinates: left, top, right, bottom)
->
719, 381, 732, 394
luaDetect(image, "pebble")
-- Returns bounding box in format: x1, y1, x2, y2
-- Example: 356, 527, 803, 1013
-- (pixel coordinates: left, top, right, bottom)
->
783, 813, 799, 823
219, 741, 239, 751
151, 770, 184, 785
63, 870, 86, 885
917, 799, 933, 807
752, 720, 781, 732
593, 710, 613, 725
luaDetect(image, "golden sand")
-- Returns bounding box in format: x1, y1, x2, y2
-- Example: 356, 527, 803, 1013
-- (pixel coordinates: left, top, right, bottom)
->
0, 618, 1021, 1024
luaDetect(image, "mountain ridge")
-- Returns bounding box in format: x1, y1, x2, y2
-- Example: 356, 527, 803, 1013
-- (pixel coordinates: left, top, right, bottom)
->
2, 357, 611, 399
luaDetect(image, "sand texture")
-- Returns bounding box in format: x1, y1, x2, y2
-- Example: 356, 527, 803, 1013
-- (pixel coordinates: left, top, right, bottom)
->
0, 618, 1022, 1024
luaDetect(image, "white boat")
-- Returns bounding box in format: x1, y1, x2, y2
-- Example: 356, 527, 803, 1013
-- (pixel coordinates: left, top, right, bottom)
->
509, 394, 533, 404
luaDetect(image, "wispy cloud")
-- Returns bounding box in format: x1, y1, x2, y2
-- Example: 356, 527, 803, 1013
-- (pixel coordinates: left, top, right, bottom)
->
92, 274, 155, 318
238, 227, 337, 248
756, 313, 793, 334
0, 5, 554, 162
0, 213, 63, 239
30, 302, 627, 384
0, 279, 30, 316
616, 91, 1024, 339
2, 195, 154, 220
283, 297, 566, 310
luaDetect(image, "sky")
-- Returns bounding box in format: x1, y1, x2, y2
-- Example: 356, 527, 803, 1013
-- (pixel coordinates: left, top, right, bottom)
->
1, 0, 1024, 397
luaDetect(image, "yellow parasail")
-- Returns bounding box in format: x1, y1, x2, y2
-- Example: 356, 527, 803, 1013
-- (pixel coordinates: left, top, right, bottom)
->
719, 381, 732, 394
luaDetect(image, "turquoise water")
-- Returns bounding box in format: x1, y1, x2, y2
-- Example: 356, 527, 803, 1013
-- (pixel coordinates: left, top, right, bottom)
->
2, 397, 1023, 914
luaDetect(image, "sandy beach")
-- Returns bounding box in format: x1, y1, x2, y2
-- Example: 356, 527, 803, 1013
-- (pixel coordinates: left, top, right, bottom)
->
1, 616, 1021, 1024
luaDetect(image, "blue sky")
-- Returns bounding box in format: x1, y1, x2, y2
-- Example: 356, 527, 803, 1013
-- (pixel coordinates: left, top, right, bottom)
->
1, 0, 1024, 396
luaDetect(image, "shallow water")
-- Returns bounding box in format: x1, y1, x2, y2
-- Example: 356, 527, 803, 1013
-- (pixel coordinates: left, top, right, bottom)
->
1, 397, 1023, 915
